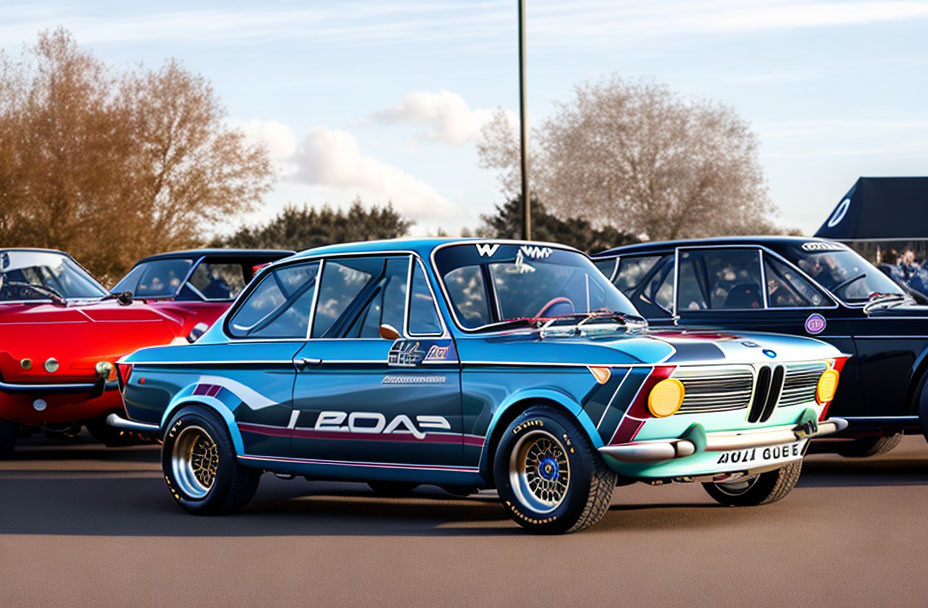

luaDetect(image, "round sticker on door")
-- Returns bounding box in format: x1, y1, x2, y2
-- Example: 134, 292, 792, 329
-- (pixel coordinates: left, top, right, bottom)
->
805, 313, 826, 335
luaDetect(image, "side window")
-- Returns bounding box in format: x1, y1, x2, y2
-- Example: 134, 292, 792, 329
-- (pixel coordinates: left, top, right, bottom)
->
764, 255, 828, 308
408, 262, 443, 335
134, 259, 193, 298
312, 256, 410, 339
227, 262, 319, 338
593, 258, 616, 281
344, 257, 409, 339
678, 249, 763, 310
111, 264, 144, 294
188, 262, 247, 300
614, 255, 673, 317
443, 265, 490, 329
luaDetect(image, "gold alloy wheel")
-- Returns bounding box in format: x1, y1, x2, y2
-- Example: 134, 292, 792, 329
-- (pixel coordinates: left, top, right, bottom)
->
171, 425, 220, 499
508, 429, 571, 514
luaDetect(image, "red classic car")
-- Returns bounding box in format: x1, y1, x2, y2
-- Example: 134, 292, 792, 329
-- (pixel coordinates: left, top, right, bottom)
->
110, 249, 293, 331
0, 248, 291, 456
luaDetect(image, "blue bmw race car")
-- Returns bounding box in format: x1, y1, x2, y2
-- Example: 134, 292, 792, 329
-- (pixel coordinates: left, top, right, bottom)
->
112, 239, 848, 533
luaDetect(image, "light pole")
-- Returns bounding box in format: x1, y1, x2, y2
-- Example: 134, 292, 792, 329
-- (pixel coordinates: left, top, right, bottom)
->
518, 0, 530, 240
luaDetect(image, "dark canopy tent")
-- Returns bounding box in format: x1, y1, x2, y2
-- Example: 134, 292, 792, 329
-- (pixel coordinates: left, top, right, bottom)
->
815, 177, 928, 241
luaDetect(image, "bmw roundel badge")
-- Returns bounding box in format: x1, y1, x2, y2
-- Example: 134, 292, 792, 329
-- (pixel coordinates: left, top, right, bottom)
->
763, 349, 777, 359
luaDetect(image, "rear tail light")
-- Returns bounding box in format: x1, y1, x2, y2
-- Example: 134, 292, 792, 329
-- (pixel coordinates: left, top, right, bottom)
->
116, 362, 134, 391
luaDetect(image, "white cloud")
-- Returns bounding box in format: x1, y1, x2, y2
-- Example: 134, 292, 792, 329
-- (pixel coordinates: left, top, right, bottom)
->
291, 126, 458, 220
232, 119, 298, 161
369, 90, 510, 145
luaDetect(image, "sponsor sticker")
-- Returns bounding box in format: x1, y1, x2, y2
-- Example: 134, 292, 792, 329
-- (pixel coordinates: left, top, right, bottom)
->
805, 313, 827, 335
801, 241, 846, 252
387, 340, 425, 367
520, 245, 553, 259
475, 243, 500, 257
423, 343, 451, 362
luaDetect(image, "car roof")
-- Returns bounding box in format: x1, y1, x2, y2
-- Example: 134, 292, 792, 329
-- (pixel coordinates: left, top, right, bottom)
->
133, 249, 294, 264
0, 247, 69, 255
594, 235, 833, 257
286, 238, 582, 261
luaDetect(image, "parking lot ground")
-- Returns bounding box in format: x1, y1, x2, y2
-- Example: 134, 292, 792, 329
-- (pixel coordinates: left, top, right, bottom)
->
2, 432, 927, 607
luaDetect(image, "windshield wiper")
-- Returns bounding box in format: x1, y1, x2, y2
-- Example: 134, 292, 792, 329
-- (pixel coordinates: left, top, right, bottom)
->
2, 280, 67, 305
863, 292, 908, 313
101, 290, 134, 306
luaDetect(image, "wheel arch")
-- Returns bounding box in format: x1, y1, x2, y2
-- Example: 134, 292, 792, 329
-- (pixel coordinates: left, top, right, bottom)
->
478, 389, 600, 487
161, 395, 244, 454
906, 345, 928, 416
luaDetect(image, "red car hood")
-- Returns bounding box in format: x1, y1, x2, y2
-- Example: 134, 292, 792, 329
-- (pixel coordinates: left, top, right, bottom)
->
0, 300, 189, 384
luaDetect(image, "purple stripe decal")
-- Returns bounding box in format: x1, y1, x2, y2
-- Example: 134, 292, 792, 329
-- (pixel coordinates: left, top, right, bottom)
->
237, 454, 478, 473
238, 422, 486, 447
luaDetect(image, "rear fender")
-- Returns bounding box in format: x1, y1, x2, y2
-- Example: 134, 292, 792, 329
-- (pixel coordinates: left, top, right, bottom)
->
161, 393, 244, 454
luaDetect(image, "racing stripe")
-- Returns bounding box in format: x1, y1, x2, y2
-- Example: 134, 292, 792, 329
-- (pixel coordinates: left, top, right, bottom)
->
596, 367, 652, 444
580, 369, 629, 428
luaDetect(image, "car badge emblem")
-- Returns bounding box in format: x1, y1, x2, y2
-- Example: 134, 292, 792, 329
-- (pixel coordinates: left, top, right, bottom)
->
805, 313, 826, 335
740, 341, 759, 348
762, 349, 777, 359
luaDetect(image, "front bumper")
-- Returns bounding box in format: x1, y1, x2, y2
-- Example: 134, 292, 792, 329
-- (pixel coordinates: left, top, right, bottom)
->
599, 416, 847, 463
0, 378, 118, 395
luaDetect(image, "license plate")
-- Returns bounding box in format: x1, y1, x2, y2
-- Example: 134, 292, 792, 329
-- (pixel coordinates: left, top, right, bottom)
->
715, 439, 807, 467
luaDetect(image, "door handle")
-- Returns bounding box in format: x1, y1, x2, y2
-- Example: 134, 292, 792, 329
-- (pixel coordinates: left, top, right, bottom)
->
297, 357, 322, 369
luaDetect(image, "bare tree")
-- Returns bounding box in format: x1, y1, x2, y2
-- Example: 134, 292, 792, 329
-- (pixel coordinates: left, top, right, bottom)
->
477, 76, 777, 241
0, 29, 273, 281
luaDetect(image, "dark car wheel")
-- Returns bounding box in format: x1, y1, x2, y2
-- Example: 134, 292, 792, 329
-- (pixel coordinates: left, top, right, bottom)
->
836, 434, 903, 458
493, 406, 616, 534
703, 460, 802, 507
162, 407, 261, 515
367, 481, 419, 496
0, 418, 20, 458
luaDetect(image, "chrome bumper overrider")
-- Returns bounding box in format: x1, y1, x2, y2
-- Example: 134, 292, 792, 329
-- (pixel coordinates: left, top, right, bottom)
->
106, 413, 161, 434
599, 416, 848, 463
0, 379, 119, 395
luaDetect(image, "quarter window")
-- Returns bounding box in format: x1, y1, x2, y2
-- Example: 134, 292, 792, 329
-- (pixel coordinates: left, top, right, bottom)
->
764, 255, 827, 307
614, 255, 673, 317
228, 262, 319, 338
678, 249, 763, 310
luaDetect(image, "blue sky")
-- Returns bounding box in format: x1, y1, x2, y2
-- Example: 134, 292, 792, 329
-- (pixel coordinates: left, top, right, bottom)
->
3, 0, 927, 237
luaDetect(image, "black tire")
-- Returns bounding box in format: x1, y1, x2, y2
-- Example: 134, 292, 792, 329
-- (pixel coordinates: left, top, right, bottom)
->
703, 460, 802, 507
161, 407, 261, 515
367, 481, 419, 496
0, 419, 19, 458
493, 406, 616, 534
836, 433, 903, 458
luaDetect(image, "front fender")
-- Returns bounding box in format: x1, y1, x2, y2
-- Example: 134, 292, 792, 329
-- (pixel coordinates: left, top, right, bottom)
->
161, 389, 245, 454
479, 387, 602, 476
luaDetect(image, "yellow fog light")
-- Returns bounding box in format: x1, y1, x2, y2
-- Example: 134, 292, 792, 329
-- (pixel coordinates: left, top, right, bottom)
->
816, 369, 840, 404
94, 360, 115, 381
648, 378, 685, 418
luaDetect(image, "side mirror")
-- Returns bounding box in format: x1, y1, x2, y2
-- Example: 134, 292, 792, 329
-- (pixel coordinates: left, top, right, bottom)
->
379, 324, 401, 340
187, 322, 209, 343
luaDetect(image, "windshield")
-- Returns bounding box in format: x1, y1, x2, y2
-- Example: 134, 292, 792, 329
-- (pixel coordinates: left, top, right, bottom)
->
783, 242, 904, 304
434, 243, 640, 330
0, 250, 106, 301
112, 259, 193, 298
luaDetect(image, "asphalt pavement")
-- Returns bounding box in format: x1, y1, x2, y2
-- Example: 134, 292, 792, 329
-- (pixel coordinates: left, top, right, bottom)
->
2, 432, 927, 607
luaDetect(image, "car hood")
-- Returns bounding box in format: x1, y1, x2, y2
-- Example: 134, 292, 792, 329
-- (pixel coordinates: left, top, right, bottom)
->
466, 328, 842, 367
0, 300, 188, 384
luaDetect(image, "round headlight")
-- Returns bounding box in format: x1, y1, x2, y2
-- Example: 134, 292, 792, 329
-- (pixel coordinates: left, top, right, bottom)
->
816, 368, 840, 404
44, 358, 59, 373
94, 360, 115, 380
648, 378, 685, 418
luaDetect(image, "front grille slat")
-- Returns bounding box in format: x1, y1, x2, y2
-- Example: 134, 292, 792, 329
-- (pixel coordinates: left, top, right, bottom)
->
672, 361, 826, 418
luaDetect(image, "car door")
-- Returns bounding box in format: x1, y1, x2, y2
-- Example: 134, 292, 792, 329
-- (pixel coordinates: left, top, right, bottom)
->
218, 259, 321, 458
290, 254, 463, 467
